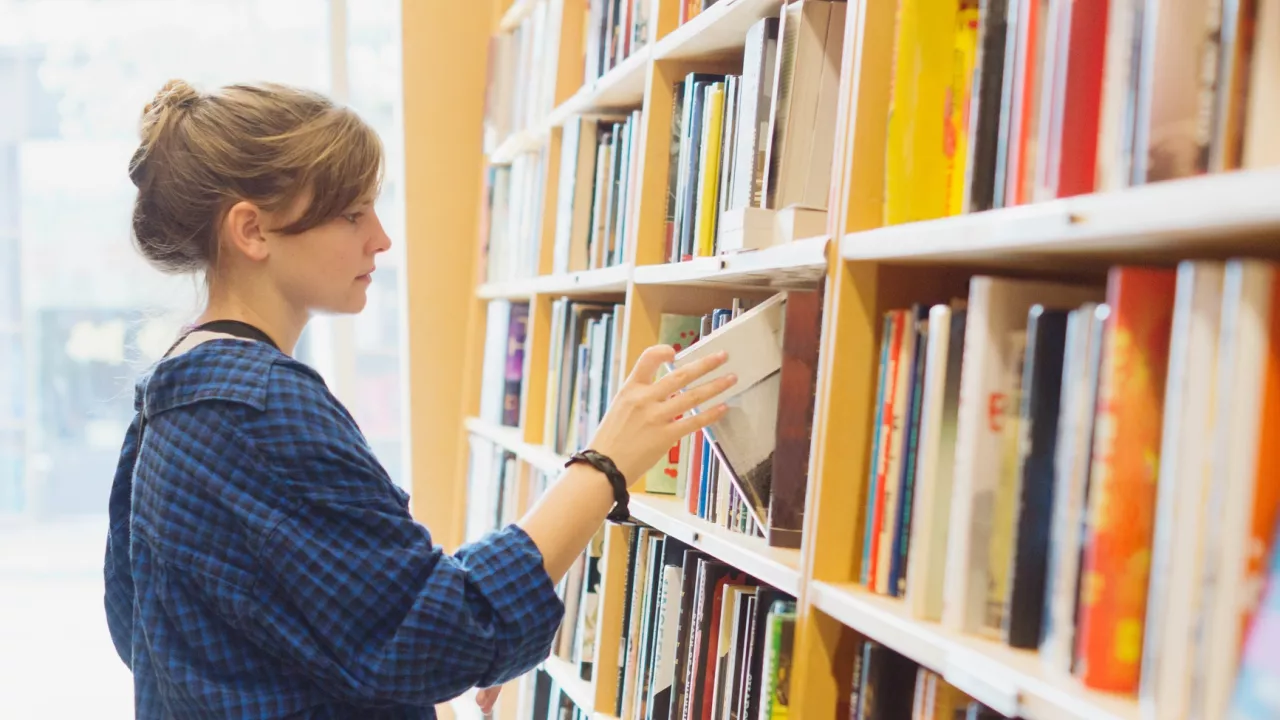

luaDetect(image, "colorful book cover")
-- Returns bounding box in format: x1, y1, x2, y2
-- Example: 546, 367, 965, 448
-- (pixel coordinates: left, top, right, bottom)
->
866, 311, 907, 588
501, 302, 529, 427
694, 83, 726, 257
946, 2, 981, 216
1074, 266, 1177, 692
1228, 514, 1280, 717
1243, 279, 1280, 631
644, 314, 705, 493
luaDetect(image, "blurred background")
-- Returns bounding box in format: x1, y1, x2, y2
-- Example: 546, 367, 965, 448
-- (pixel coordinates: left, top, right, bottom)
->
0, 1, 407, 716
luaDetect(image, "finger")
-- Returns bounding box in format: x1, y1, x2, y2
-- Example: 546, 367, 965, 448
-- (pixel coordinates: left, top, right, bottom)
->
650, 350, 729, 398
669, 403, 730, 437
628, 344, 677, 385
660, 372, 737, 417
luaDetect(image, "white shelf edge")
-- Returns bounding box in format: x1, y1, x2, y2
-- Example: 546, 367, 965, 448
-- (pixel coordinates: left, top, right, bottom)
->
462, 419, 800, 594
652, 0, 784, 61
633, 235, 829, 288
464, 417, 564, 476
487, 127, 548, 165
541, 655, 596, 716
547, 46, 651, 128
627, 494, 802, 597
840, 167, 1280, 265
808, 581, 1138, 720
498, 0, 537, 33
477, 265, 633, 300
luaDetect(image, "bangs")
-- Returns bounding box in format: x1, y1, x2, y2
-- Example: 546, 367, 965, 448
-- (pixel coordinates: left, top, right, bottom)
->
274, 107, 384, 234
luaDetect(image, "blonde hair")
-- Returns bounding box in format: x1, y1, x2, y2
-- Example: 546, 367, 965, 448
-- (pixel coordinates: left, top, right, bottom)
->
128, 79, 384, 275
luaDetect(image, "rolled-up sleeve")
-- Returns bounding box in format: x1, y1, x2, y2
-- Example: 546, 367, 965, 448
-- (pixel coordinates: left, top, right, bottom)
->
251, 488, 564, 709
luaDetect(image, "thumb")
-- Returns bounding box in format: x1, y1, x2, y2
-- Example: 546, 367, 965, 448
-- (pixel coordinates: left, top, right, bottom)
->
628, 344, 676, 385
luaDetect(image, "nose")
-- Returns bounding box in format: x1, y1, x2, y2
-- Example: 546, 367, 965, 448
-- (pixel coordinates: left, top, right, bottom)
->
370, 210, 392, 254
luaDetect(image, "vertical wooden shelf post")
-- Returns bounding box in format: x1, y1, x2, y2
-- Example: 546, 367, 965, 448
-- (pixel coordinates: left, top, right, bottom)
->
401, 1, 495, 553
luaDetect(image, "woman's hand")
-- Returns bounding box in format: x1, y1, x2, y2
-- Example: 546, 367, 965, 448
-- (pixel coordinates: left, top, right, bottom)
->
476, 686, 500, 715
586, 344, 736, 485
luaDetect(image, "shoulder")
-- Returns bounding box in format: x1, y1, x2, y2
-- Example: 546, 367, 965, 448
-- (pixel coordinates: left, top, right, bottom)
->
140, 339, 400, 502
139, 338, 336, 417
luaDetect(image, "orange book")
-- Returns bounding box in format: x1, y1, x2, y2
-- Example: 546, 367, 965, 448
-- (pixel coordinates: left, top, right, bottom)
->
1074, 267, 1177, 693
1244, 279, 1280, 632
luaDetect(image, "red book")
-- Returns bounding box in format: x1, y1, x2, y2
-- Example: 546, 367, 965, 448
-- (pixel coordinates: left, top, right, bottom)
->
1074, 266, 1177, 692
1056, 0, 1109, 197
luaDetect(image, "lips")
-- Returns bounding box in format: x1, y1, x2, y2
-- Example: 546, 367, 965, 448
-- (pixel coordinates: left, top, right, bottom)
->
357, 269, 375, 281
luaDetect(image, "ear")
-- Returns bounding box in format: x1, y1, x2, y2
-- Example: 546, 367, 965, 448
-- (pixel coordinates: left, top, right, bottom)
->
221, 200, 271, 263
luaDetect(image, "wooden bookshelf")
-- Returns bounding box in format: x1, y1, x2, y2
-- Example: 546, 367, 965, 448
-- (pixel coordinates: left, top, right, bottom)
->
477, 264, 634, 300
839, 166, 1280, 269
632, 234, 829, 288
808, 582, 1138, 720
542, 656, 597, 715
463, 416, 802, 595
416, 0, 1280, 719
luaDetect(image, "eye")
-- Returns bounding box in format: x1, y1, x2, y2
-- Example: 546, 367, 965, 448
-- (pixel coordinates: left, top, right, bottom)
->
341, 211, 364, 225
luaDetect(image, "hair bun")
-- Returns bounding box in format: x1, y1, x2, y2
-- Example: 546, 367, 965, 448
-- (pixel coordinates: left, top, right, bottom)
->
143, 79, 201, 119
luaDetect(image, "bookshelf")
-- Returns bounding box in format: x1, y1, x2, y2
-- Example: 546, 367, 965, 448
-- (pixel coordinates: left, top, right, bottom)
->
413, 0, 1280, 719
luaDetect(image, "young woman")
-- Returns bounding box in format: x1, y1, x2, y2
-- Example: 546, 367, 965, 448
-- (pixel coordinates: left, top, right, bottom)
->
104, 79, 734, 719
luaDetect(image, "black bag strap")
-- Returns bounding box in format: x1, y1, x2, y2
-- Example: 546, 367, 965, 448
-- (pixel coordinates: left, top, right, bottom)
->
160, 319, 281, 360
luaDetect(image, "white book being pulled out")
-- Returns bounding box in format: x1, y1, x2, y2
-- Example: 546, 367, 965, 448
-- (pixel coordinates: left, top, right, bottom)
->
666, 292, 787, 527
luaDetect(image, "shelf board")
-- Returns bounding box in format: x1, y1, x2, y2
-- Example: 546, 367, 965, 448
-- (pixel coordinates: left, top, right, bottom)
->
464, 417, 564, 475
628, 493, 802, 597
840, 167, 1280, 270
462, 419, 799, 594
632, 235, 829, 289
547, 47, 652, 128
477, 264, 633, 300
808, 581, 1138, 720
487, 127, 547, 165
497, 0, 537, 33
653, 0, 784, 61
542, 655, 596, 716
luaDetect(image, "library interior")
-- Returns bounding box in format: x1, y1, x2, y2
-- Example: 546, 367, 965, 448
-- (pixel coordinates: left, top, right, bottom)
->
2, 0, 1279, 718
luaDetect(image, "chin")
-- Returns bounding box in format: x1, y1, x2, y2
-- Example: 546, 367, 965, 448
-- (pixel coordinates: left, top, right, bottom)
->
320, 290, 369, 315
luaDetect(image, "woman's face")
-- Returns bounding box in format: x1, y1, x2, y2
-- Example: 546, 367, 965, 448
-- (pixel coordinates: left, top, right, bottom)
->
267, 198, 392, 315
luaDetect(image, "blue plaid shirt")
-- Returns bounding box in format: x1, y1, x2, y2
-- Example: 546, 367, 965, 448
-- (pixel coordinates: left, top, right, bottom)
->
104, 338, 564, 718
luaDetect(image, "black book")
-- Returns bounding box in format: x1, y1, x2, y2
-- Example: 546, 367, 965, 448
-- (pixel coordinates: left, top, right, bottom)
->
962, 0, 1011, 212
1006, 305, 1070, 648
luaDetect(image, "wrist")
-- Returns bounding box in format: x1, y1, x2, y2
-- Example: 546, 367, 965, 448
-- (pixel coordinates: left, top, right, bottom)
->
564, 449, 631, 522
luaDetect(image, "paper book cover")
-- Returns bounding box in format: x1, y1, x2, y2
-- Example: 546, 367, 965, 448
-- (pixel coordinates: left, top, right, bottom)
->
906, 305, 966, 621
1074, 266, 1177, 693
769, 288, 825, 549
669, 294, 787, 528
983, 326, 1026, 638
942, 276, 1102, 635
1138, 262, 1222, 720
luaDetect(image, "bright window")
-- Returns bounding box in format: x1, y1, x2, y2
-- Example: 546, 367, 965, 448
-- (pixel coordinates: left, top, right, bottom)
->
0, 1, 405, 715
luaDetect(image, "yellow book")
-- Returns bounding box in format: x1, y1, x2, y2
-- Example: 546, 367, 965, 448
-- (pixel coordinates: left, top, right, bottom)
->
907, 0, 960, 223
887, 0, 964, 225
694, 82, 726, 257
883, 0, 915, 226
947, 3, 981, 216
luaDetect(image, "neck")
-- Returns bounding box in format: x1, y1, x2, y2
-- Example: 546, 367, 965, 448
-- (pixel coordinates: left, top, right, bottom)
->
199, 279, 306, 355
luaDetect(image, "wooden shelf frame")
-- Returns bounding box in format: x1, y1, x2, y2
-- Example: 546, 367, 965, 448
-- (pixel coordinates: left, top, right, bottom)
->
463, 417, 802, 595
808, 582, 1138, 720
420, 0, 1280, 717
